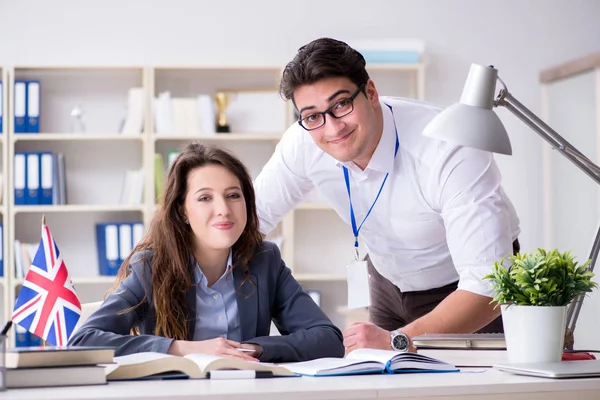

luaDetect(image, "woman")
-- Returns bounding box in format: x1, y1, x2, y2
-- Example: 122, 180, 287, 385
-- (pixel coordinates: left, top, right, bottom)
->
68, 142, 344, 362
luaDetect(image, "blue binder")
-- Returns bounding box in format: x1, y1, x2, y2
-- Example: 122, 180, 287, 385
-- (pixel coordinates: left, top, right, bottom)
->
0, 223, 3, 277
25, 152, 40, 205
39, 152, 54, 205
14, 81, 27, 133
14, 153, 27, 205
96, 223, 121, 276
26, 80, 40, 133
0, 80, 3, 134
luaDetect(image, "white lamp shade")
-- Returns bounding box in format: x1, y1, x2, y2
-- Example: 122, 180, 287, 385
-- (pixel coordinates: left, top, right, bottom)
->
423, 63, 513, 155
423, 102, 513, 155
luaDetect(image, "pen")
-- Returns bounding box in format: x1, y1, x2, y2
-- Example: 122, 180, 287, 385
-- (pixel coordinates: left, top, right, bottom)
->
207, 370, 274, 380
0, 321, 12, 336
236, 348, 255, 353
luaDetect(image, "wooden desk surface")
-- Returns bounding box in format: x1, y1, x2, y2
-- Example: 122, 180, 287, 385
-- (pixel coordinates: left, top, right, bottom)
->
3, 368, 600, 400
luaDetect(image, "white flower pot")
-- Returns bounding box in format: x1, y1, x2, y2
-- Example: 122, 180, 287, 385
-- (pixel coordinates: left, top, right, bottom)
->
501, 304, 567, 363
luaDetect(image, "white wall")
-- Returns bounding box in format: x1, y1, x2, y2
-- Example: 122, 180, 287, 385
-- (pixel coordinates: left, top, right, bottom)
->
1, 0, 600, 336
2, 0, 599, 252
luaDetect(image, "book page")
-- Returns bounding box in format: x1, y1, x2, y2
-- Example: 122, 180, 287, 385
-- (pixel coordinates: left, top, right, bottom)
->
279, 358, 383, 376
108, 352, 202, 380
346, 348, 397, 364
184, 353, 295, 377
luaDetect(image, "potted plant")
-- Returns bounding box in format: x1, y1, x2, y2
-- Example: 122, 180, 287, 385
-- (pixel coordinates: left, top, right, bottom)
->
484, 249, 597, 363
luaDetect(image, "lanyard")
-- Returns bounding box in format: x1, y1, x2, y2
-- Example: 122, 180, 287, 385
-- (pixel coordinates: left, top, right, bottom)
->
343, 104, 399, 260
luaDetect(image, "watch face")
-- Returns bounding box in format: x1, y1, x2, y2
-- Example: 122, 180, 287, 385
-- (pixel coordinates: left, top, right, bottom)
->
392, 333, 409, 351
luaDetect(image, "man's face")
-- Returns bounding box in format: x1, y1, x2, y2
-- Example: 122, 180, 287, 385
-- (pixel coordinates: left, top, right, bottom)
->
293, 77, 380, 164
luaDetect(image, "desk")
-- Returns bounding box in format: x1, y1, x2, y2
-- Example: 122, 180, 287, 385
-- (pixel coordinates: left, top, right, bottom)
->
4, 369, 600, 400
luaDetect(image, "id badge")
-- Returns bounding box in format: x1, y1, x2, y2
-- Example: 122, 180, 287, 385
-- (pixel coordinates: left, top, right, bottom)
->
346, 260, 371, 309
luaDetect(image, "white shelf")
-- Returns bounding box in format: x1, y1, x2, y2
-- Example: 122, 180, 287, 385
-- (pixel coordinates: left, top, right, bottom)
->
154, 133, 282, 141
295, 202, 333, 211
12, 133, 144, 142
293, 273, 346, 281
13, 204, 145, 214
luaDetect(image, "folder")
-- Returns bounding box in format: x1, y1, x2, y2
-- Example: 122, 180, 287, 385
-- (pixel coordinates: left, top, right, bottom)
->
0, 223, 3, 277
96, 223, 120, 276
14, 153, 26, 205
118, 224, 132, 268
0, 80, 3, 134
39, 152, 54, 205
14, 324, 28, 347
25, 152, 40, 205
132, 222, 144, 249
14, 81, 27, 133
26, 80, 40, 133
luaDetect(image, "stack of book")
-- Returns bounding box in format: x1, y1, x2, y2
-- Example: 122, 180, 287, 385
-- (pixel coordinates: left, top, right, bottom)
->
5, 346, 114, 388
413, 333, 508, 367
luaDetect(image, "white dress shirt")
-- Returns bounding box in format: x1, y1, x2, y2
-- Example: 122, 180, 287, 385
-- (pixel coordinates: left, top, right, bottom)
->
254, 97, 521, 297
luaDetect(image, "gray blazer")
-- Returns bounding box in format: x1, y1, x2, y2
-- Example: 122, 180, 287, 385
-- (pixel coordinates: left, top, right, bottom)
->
68, 241, 344, 362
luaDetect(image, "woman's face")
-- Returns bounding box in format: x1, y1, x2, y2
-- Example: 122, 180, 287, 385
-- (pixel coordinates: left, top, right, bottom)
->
184, 164, 247, 253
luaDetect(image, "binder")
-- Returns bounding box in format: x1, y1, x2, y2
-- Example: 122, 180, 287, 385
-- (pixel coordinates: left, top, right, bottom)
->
28, 332, 43, 346
15, 324, 29, 347
132, 222, 144, 249
96, 223, 120, 276
118, 224, 132, 268
0, 223, 3, 277
26, 80, 40, 133
14, 153, 27, 205
14, 81, 27, 133
0, 80, 3, 134
25, 152, 40, 205
39, 152, 54, 205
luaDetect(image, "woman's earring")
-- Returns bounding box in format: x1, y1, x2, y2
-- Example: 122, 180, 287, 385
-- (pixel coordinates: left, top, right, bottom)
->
184, 218, 189, 225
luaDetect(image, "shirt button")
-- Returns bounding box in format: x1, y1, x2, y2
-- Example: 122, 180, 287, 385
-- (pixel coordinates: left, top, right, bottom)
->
212, 294, 219, 300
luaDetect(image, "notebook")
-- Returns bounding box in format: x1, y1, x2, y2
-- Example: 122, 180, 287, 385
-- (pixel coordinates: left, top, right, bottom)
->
412, 333, 506, 349
494, 360, 600, 378
279, 348, 458, 376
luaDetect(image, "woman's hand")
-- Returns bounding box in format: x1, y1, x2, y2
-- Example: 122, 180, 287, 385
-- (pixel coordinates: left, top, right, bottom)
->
168, 337, 259, 361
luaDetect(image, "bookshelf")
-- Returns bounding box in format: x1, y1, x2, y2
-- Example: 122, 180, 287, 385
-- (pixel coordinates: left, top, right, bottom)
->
1, 66, 9, 333
1, 62, 425, 341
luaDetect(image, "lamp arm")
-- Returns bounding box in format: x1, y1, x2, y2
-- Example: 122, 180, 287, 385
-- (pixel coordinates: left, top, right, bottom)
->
497, 90, 600, 185
496, 87, 600, 348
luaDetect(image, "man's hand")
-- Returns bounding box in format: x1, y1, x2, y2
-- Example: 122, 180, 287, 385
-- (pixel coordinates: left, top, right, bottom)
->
343, 321, 392, 354
168, 337, 260, 361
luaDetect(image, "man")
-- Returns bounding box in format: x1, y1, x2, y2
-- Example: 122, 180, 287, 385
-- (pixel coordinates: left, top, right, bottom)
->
253, 37, 520, 353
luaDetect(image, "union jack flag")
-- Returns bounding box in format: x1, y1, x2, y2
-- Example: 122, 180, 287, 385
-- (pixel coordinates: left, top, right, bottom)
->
12, 220, 82, 346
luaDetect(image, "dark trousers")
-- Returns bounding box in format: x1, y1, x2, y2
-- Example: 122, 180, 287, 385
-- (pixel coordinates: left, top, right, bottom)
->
367, 239, 520, 333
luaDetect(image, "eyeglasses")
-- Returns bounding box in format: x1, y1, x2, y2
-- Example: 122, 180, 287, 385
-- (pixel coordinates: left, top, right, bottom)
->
297, 83, 366, 131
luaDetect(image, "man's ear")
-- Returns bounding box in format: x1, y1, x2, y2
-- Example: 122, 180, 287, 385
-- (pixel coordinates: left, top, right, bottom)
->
365, 79, 380, 107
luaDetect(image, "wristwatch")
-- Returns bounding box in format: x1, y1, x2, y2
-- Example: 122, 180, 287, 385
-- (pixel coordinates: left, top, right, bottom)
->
390, 330, 410, 352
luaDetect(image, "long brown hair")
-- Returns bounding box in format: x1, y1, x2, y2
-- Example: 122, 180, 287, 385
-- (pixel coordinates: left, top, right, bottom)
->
108, 142, 263, 340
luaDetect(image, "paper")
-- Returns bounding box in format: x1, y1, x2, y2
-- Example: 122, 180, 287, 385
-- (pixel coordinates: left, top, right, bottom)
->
346, 260, 371, 309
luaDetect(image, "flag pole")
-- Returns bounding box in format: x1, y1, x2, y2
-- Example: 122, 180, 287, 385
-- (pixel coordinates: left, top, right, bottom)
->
42, 214, 46, 226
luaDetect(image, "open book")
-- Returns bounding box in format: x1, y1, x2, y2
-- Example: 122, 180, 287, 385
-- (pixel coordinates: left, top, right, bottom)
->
105, 352, 296, 380
279, 349, 458, 376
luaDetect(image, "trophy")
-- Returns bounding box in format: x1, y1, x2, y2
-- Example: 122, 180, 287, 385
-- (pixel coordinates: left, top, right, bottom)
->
215, 92, 231, 133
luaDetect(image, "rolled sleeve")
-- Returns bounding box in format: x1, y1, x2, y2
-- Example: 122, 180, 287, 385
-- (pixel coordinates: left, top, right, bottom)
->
431, 146, 515, 297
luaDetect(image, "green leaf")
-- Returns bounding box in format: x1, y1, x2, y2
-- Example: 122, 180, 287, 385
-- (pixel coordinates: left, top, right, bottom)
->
483, 249, 599, 306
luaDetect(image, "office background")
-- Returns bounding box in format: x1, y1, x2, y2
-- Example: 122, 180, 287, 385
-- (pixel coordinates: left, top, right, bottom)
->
0, 0, 599, 346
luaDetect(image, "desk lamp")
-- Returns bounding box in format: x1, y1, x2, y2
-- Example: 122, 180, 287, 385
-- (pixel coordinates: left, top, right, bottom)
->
422, 63, 600, 349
